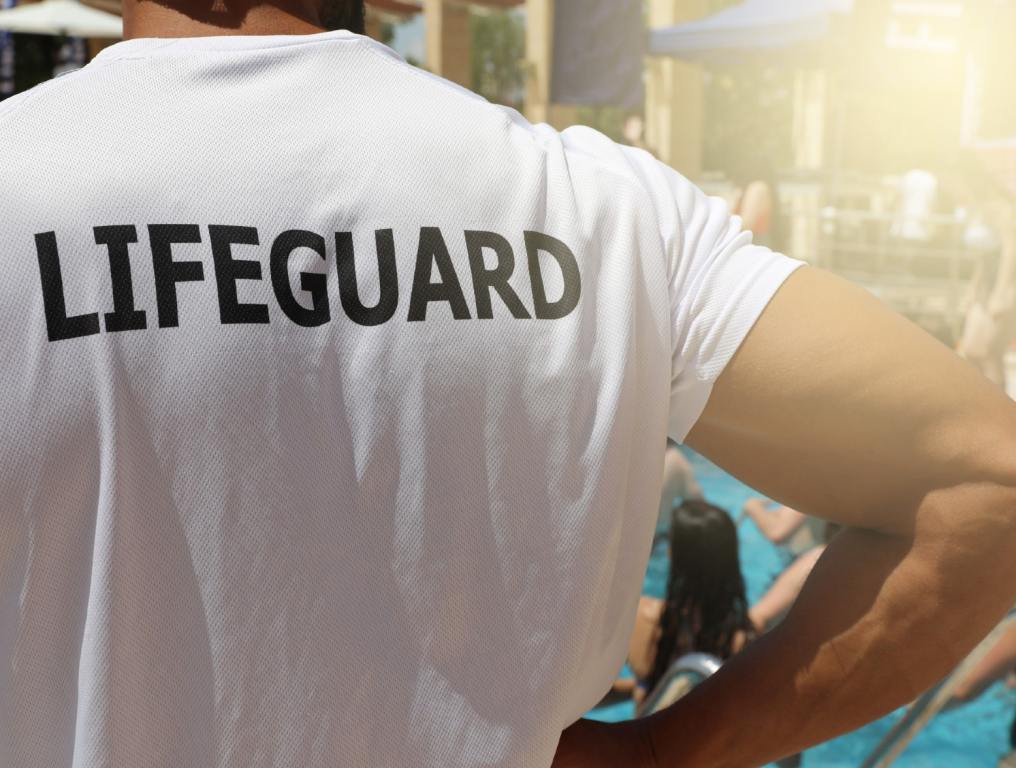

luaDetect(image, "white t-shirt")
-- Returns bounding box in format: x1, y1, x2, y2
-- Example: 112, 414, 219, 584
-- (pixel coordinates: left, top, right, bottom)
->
0, 30, 803, 768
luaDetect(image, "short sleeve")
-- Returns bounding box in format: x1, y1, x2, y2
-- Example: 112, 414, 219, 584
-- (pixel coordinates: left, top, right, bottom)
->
618, 148, 805, 443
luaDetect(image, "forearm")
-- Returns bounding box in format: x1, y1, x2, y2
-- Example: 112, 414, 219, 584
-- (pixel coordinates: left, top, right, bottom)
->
742, 500, 783, 542
644, 484, 1016, 767
747, 506, 805, 544
749, 547, 823, 633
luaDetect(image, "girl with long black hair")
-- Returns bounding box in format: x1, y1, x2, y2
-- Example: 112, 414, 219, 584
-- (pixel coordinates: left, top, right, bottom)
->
623, 500, 755, 705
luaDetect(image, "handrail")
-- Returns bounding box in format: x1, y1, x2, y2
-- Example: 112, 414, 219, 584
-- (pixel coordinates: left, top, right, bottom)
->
859, 608, 1016, 768
636, 652, 722, 718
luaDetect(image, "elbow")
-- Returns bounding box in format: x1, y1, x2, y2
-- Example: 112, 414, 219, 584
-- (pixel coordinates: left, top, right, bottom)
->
917, 477, 1016, 600
976, 479, 1016, 557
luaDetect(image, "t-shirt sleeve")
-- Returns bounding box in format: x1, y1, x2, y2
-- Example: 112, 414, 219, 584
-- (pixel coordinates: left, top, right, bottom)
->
620, 148, 806, 444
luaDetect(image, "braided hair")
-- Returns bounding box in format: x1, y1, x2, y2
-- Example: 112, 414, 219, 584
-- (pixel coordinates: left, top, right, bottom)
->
644, 500, 754, 696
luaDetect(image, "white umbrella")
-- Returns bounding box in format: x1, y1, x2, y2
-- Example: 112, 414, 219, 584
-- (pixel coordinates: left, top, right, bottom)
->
0, 0, 122, 38
650, 0, 853, 63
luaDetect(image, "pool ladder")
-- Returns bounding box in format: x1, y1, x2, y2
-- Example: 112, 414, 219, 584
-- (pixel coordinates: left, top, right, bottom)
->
636, 652, 723, 718
859, 607, 1016, 768
635, 609, 1016, 766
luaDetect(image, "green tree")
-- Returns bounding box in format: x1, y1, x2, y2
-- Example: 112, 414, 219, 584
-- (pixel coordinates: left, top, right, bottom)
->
703, 65, 794, 181
470, 11, 524, 109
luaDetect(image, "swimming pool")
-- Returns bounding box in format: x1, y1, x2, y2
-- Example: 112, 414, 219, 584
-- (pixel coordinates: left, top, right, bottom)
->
587, 448, 1016, 767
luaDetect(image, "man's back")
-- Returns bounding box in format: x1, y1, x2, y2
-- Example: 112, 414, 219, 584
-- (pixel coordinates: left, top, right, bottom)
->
0, 30, 800, 767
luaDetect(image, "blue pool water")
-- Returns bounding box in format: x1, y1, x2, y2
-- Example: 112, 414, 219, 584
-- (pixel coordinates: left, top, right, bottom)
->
587, 449, 1016, 767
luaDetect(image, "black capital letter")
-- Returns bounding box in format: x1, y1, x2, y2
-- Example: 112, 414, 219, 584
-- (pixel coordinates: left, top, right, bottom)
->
525, 231, 581, 320
94, 225, 146, 333
408, 227, 471, 322
150, 224, 204, 328
271, 230, 330, 327
336, 230, 399, 327
210, 225, 269, 325
35, 231, 100, 342
465, 231, 531, 320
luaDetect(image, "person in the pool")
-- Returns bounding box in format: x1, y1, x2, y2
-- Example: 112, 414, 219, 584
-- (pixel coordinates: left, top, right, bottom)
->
615, 500, 754, 708
749, 522, 843, 633
741, 498, 827, 558
656, 440, 703, 531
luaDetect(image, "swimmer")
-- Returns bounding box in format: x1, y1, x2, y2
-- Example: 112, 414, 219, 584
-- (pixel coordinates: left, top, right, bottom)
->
616, 501, 753, 708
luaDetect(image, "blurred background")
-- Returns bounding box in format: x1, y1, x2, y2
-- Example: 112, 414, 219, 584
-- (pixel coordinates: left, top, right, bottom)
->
3, 0, 1015, 765
6, 0, 1013, 394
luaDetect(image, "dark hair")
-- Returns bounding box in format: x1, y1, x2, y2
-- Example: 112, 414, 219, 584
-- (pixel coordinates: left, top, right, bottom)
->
644, 500, 754, 695
319, 0, 365, 33
144, 0, 365, 35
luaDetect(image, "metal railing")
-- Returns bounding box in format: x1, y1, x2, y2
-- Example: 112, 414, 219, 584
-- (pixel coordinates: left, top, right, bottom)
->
860, 608, 1016, 768
636, 652, 723, 718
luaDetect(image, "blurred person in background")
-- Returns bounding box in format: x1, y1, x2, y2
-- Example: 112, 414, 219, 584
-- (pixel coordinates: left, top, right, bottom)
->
741, 498, 827, 559
957, 205, 1016, 391
656, 440, 703, 531
951, 155, 1016, 392
729, 160, 784, 253
750, 522, 843, 634
621, 110, 655, 157
614, 500, 754, 708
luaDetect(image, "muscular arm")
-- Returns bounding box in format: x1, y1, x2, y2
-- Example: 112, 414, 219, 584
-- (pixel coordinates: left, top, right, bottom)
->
642, 267, 1016, 766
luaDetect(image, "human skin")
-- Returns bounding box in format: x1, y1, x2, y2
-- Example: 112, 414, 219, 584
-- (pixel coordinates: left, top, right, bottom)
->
617, 597, 749, 706
957, 204, 1016, 388
659, 445, 703, 524
122, 0, 327, 39
554, 267, 1016, 767
748, 546, 825, 633
113, 4, 1016, 763
741, 499, 808, 544
735, 180, 773, 237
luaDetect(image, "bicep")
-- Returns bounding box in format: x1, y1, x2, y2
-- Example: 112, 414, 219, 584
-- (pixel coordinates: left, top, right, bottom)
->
686, 266, 1016, 534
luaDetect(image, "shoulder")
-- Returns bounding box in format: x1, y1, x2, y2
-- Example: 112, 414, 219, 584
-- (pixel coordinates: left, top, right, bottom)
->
365, 43, 649, 178
376, 52, 686, 221
0, 67, 92, 128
